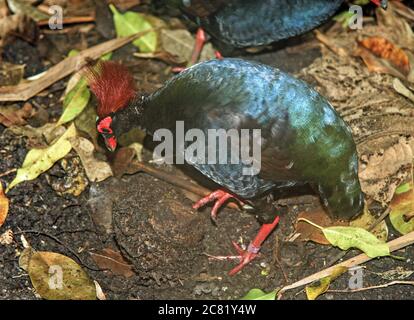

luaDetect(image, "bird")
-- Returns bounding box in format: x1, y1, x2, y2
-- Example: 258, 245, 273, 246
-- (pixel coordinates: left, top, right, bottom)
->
165, 0, 388, 64
87, 58, 364, 275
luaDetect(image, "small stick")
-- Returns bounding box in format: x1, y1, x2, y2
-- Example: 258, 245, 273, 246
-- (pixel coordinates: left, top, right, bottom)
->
37, 16, 95, 26
314, 30, 348, 57
0, 29, 156, 102
126, 161, 243, 211
327, 281, 414, 293
0, 168, 17, 178
278, 231, 414, 298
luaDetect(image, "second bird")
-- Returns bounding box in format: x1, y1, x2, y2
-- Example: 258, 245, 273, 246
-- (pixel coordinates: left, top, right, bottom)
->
166, 0, 388, 47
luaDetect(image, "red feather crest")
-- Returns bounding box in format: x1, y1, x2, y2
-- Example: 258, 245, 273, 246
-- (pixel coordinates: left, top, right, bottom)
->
86, 61, 136, 118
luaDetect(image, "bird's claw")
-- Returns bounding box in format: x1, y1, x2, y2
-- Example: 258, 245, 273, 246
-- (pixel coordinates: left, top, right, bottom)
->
192, 189, 246, 222
205, 241, 260, 276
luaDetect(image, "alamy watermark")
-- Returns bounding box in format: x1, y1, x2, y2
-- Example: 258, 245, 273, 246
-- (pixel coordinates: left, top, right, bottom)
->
153, 121, 262, 176
48, 265, 63, 290
48, 5, 63, 30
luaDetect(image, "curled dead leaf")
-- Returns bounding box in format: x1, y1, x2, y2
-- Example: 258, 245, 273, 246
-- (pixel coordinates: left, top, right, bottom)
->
69, 136, 113, 182
358, 37, 410, 75
0, 102, 34, 127
90, 248, 135, 278
359, 137, 414, 181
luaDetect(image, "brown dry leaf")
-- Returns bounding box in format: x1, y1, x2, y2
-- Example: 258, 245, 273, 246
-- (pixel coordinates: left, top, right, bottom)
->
0, 182, 9, 228
90, 248, 135, 278
160, 29, 216, 65
295, 205, 348, 245
0, 102, 34, 127
359, 137, 414, 181
353, 46, 407, 80
358, 37, 410, 75
0, 13, 37, 44
69, 136, 113, 182
0, 229, 13, 245
376, 2, 414, 51
0, 62, 24, 86
111, 147, 136, 177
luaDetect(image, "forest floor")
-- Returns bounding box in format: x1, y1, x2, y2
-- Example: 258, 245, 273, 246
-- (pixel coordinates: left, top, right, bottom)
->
0, 0, 414, 300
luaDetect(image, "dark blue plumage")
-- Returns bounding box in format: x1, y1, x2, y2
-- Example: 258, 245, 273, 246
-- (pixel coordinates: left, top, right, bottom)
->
167, 0, 343, 47
89, 58, 365, 275
110, 58, 363, 220
167, 0, 387, 47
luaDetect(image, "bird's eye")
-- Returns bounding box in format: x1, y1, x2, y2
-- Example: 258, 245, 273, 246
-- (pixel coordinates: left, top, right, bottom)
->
182, 0, 191, 7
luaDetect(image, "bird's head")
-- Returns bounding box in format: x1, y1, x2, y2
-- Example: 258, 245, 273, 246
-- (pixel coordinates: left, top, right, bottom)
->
86, 61, 137, 152
370, 0, 388, 10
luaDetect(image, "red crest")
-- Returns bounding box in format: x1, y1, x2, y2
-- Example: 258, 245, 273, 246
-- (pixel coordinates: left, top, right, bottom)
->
86, 61, 136, 118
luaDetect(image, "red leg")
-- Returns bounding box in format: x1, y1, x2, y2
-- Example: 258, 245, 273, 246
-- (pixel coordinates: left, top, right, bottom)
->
215, 50, 224, 60
206, 216, 280, 275
172, 28, 208, 74
190, 28, 207, 66
193, 189, 245, 222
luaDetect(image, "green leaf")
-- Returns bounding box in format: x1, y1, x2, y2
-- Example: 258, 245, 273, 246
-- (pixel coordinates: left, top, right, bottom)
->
396, 182, 411, 195
323, 226, 390, 258
333, 11, 357, 28
109, 4, 158, 53
241, 288, 276, 300
298, 218, 390, 258
74, 102, 99, 146
6, 124, 77, 192
57, 78, 90, 125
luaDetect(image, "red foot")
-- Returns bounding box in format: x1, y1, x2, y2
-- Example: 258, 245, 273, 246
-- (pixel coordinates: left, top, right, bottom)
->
171, 66, 186, 73
215, 51, 224, 60
172, 28, 208, 73
190, 28, 207, 66
193, 189, 245, 222
206, 216, 280, 275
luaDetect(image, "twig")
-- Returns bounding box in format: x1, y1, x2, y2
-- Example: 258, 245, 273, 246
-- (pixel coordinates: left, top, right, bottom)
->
0, 168, 17, 178
314, 30, 348, 57
368, 208, 391, 232
15, 230, 104, 272
278, 231, 414, 298
37, 16, 95, 26
327, 281, 414, 293
126, 161, 245, 211
0, 30, 155, 102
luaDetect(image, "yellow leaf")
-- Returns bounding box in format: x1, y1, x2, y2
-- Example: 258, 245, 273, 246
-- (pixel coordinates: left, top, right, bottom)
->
27, 251, 96, 300
6, 124, 77, 192
305, 266, 348, 300
390, 182, 414, 235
